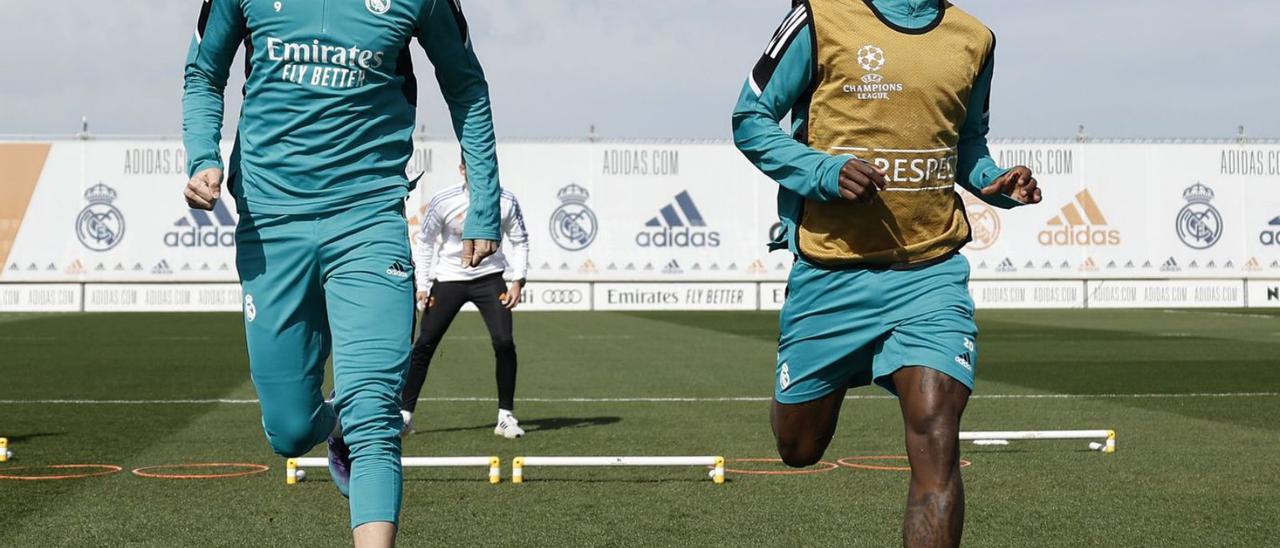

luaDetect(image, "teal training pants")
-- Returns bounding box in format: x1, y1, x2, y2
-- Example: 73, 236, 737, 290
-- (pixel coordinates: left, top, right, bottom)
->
235, 198, 414, 528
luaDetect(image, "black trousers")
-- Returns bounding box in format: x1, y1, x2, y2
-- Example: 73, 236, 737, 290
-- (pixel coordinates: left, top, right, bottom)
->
402, 273, 516, 413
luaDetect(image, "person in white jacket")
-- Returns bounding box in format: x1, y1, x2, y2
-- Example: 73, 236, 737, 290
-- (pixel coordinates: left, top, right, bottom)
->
403, 162, 530, 438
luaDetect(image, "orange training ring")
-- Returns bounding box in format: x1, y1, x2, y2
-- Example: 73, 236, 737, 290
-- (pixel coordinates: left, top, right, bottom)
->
722, 458, 840, 475
837, 455, 973, 472
0, 464, 124, 481
131, 462, 270, 480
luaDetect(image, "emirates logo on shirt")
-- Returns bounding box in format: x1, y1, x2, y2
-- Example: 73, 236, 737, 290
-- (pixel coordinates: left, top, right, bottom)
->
266, 37, 385, 89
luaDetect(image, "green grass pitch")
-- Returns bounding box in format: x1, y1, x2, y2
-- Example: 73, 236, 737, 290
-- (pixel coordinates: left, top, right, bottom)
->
1, 310, 1278, 546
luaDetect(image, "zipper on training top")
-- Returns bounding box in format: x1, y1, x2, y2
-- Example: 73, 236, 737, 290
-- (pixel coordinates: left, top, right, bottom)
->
320, 0, 329, 33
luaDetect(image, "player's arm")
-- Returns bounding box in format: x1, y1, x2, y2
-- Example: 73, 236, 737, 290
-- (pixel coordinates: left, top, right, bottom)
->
500, 194, 530, 310
956, 39, 1041, 207
731, 7, 884, 203
412, 201, 444, 310
417, 0, 501, 266
181, 0, 245, 211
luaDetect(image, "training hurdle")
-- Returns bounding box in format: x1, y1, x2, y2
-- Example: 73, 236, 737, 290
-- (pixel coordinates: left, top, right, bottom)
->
286, 457, 501, 485
511, 456, 726, 484
0, 437, 10, 462
961, 429, 1116, 453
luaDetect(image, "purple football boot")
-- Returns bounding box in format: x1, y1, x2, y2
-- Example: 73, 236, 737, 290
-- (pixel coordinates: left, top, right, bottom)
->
326, 391, 351, 497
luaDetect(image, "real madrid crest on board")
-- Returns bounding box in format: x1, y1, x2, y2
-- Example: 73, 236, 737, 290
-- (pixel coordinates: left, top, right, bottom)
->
366, 0, 391, 15
768, 222, 785, 243
963, 197, 1001, 251
549, 183, 598, 251
76, 182, 126, 252
1175, 182, 1222, 249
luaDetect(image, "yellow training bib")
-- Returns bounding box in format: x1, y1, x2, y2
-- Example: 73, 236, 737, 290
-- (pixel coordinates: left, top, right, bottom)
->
799, 0, 993, 267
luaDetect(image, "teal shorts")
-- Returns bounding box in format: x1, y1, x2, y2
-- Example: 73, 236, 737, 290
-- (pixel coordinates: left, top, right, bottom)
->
775, 252, 977, 404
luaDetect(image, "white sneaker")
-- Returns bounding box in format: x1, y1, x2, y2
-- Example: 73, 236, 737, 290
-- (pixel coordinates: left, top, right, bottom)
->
494, 413, 525, 439
400, 410, 415, 437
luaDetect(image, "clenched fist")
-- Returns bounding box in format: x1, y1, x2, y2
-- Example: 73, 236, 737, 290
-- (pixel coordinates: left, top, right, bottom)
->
184, 168, 224, 211
838, 158, 888, 203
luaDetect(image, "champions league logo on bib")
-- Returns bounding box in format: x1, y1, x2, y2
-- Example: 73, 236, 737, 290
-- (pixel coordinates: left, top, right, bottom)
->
1175, 182, 1223, 249
856, 45, 885, 72
549, 183, 598, 251
844, 44, 903, 100
75, 183, 126, 252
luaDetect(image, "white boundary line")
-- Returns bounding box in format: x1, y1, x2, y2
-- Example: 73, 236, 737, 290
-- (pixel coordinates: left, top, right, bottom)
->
1162, 310, 1279, 320
0, 392, 1275, 405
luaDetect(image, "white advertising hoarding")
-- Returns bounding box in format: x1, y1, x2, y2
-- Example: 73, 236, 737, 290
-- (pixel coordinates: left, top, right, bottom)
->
1085, 280, 1246, 309
965, 143, 1280, 280
83, 283, 244, 312
759, 282, 788, 311
593, 283, 759, 311
968, 280, 1086, 309
2, 140, 1278, 292
509, 282, 591, 312
413, 142, 790, 283
2, 141, 240, 283
1246, 280, 1280, 308
0, 284, 82, 312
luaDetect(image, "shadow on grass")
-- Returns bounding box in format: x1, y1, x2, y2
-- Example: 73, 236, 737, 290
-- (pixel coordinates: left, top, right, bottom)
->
3, 432, 66, 443
419, 416, 622, 434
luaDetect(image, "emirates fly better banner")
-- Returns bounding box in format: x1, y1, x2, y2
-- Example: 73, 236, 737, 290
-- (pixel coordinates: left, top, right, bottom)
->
2, 140, 1280, 287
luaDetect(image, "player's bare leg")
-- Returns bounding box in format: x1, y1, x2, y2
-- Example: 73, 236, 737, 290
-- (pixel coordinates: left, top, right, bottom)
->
770, 388, 847, 467
893, 366, 970, 548
353, 521, 396, 548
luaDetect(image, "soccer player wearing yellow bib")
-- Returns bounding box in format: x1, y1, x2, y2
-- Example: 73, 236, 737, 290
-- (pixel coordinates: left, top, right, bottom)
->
733, 1, 1042, 546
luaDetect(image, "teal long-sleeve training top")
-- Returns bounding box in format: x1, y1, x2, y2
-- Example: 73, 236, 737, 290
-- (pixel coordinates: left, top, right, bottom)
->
732, 0, 1022, 252
183, 0, 501, 241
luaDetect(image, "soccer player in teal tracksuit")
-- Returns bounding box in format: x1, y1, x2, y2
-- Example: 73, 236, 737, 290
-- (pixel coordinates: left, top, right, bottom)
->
182, 1, 500, 545
734, 1, 1041, 545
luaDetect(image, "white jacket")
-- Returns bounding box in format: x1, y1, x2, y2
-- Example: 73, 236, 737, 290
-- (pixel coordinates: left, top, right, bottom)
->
412, 183, 530, 293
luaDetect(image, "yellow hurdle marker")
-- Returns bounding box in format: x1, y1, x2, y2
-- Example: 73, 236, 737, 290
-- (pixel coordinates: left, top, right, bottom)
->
961, 429, 1117, 453
0, 437, 9, 463
511, 456, 726, 484
286, 456, 502, 485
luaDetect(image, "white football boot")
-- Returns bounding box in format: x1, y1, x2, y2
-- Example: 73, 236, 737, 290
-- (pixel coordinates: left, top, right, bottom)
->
494, 410, 525, 439
400, 409, 416, 437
